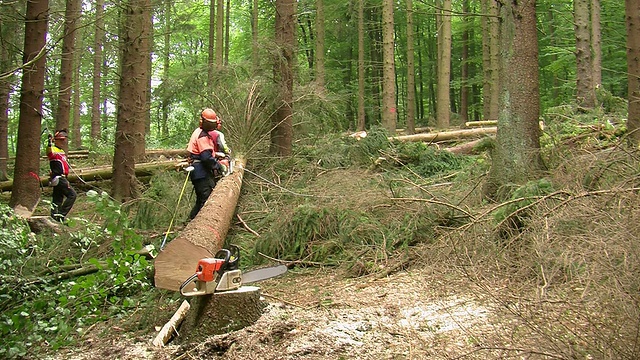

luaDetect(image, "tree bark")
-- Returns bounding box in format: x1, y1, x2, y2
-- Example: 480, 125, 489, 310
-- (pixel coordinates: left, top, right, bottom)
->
591, 0, 602, 87
574, 0, 596, 109
0, 1, 20, 181
216, 0, 224, 69
154, 159, 247, 291
10, 0, 48, 214
381, 0, 397, 133
315, 0, 325, 89
55, 0, 81, 145
436, 0, 451, 129
252, 0, 259, 73
207, 0, 215, 93
627, 0, 640, 145
113, 0, 150, 202
90, 0, 104, 145
271, 0, 295, 156
484, 0, 543, 200
390, 127, 496, 143
357, 0, 365, 131
406, 0, 416, 135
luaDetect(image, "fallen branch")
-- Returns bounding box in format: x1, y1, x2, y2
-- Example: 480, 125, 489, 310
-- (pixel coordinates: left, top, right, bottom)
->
152, 300, 191, 347
237, 214, 260, 237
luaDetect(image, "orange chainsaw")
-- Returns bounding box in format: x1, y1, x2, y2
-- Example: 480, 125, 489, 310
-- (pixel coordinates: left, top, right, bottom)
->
179, 245, 287, 297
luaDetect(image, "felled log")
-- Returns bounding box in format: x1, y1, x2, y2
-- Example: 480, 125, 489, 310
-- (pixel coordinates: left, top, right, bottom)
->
464, 120, 497, 127
444, 136, 494, 155
153, 158, 247, 291
152, 300, 191, 347
0, 159, 180, 192
390, 127, 497, 143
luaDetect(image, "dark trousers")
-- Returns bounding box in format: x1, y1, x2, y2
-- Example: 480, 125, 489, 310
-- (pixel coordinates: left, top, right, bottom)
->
189, 176, 216, 220
51, 177, 76, 221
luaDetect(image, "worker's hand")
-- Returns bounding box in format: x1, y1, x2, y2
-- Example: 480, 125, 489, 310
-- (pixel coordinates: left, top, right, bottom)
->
220, 163, 228, 174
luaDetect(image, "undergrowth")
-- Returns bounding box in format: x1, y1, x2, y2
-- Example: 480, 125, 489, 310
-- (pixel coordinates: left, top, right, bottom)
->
0, 192, 153, 359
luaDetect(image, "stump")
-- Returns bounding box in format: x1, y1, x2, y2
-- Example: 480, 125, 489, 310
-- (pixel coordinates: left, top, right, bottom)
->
177, 286, 265, 344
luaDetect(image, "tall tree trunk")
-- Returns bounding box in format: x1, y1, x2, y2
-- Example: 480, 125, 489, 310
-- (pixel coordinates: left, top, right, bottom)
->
626, 0, 640, 145
357, 0, 365, 131
225, 0, 230, 66
207, 0, 215, 92
91, 0, 104, 145
591, 0, 602, 87
55, 0, 81, 150
113, 0, 150, 202
0, 1, 20, 181
10, 0, 48, 214
482, 0, 499, 121
315, 0, 325, 90
460, 0, 470, 123
436, 0, 451, 129
405, 0, 416, 135
72, 28, 82, 150
484, 0, 543, 200
574, 0, 596, 109
252, 0, 259, 72
161, 0, 171, 138
271, 0, 295, 156
367, 6, 382, 125
381, 0, 396, 132
141, 1, 152, 159
216, 0, 224, 69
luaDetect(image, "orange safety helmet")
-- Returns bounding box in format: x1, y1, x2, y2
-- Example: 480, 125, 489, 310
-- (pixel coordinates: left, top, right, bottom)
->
200, 108, 218, 131
54, 129, 68, 140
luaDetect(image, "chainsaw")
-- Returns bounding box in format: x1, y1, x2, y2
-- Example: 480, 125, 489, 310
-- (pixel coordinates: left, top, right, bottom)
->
179, 245, 287, 297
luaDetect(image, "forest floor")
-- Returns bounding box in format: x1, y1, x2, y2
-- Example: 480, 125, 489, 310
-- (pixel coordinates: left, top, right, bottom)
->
48, 265, 501, 360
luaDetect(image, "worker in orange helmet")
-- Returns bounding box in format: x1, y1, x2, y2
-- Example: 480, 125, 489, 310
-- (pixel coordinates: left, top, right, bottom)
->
186, 108, 225, 219
47, 129, 77, 222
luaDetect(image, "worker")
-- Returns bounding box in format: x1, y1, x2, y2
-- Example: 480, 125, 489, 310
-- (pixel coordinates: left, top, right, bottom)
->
186, 108, 224, 220
209, 116, 232, 177
47, 129, 77, 222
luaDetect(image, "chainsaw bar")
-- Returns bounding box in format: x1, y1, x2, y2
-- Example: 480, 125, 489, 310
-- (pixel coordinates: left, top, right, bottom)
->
241, 264, 288, 284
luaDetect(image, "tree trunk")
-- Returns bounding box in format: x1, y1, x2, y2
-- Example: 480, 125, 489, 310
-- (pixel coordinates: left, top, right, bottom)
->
55, 0, 81, 145
9, 0, 48, 214
207, 0, 215, 93
574, 0, 596, 109
591, 0, 602, 87
113, 0, 150, 202
91, 0, 104, 145
216, 0, 224, 69
271, 0, 295, 156
357, 0, 365, 132
0, 1, 20, 182
315, 0, 325, 89
484, 0, 543, 200
252, 0, 259, 73
436, 0, 451, 129
381, 0, 397, 133
406, 0, 416, 135
161, 0, 171, 138
627, 0, 640, 145
460, 0, 470, 123
482, 0, 499, 121
224, 0, 231, 66
154, 159, 247, 291
0, 159, 180, 192
390, 127, 496, 143
72, 29, 82, 150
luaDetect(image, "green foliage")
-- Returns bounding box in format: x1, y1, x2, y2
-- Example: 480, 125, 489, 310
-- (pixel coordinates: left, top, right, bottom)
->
493, 178, 555, 224
0, 193, 152, 358
392, 141, 473, 178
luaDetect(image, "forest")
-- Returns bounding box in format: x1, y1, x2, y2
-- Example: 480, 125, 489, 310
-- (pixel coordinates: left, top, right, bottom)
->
1, 0, 640, 359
